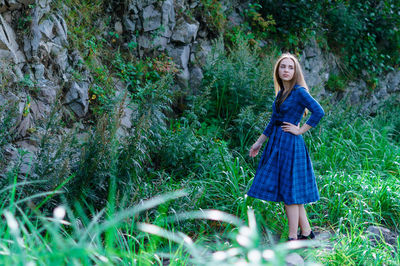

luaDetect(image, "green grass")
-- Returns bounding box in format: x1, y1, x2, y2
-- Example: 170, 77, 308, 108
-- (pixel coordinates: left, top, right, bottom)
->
0, 97, 398, 265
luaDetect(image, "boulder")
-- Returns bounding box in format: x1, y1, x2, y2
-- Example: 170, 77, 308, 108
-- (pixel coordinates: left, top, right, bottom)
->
346, 81, 366, 105
227, 10, 243, 27
366, 226, 398, 246
36, 79, 58, 104
115, 21, 123, 36
123, 15, 136, 32
167, 44, 190, 69
33, 63, 45, 80
50, 44, 68, 73
38, 19, 55, 40
138, 33, 168, 51
192, 39, 212, 66
7, 141, 37, 175
189, 66, 203, 90
51, 14, 68, 46
177, 67, 190, 88
161, 0, 175, 37
64, 81, 89, 118
171, 17, 199, 44
142, 5, 161, 32
132, 0, 158, 10
384, 70, 400, 93
0, 14, 25, 63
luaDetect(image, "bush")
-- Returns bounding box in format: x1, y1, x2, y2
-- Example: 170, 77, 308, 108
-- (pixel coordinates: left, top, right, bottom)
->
201, 33, 276, 128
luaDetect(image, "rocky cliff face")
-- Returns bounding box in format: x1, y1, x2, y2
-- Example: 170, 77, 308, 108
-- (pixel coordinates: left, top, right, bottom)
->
0, 0, 398, 176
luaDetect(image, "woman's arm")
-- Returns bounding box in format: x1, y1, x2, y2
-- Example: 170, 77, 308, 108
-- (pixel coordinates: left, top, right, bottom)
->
281, 88, 324, 135
281, 122, 311, 136
297, 87, 325, 127
249, 134, 267, 157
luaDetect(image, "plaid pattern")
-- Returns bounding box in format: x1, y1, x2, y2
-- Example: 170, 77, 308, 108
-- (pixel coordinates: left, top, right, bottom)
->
247, 85, 324, 205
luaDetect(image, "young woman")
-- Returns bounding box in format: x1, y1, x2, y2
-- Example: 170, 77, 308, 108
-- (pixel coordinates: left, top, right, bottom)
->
247, 53, 325, 241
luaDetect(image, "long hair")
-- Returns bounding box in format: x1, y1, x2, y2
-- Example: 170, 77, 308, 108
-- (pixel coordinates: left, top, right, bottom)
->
273, 53, 309, 116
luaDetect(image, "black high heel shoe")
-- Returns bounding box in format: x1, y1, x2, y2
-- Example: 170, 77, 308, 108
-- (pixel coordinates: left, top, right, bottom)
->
298, 231, 315, 240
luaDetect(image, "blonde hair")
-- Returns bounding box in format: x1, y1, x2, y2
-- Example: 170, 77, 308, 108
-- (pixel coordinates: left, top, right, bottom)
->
273, 53, 309, 116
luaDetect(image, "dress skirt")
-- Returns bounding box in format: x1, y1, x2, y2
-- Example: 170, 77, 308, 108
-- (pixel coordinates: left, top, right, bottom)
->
247, 124, 320, 205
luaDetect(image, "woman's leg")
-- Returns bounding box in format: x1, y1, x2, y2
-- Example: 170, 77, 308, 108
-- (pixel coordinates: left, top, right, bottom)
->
298, 204, 311, 236
284, 204, 299, 239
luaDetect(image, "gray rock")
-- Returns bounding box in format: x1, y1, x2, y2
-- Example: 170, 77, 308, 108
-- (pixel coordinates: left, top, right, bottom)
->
138, 33, 167, 51
70, 49, 85, 70
52, 14, 68, 46
18, 0, 35, 5
115, 21, 123, 36
0, 14, 25, 63
189, 0, 199, 8
171, 17, 199, 44
120, 105, 133, 129
23, 7, 41, 61
227, 10, 243, 26
6, 0, 21, 10
366, 226, 398, 246
50, 44, 68, 73
17, 113, 34, 137
167, 44, 190, 69
192, 39, 212, 66
38, 19, 55, 40
30, 98, 51, 120
384, 70, 400, 93
133, 0, 158, 10
65, 81, 89, 118
36, 79, 58, 104
33, 63, 45, 80
123, 16, 136, 32
177, 67, 190, 88
346, 81, 365, 105
198, 29, 207, 38
189, 66, 203, 90
285, 252, 304, 266
0, 1, 7, 13
142, 5, 161, 32
8, 141, 37, 175
161, 0, 175, 37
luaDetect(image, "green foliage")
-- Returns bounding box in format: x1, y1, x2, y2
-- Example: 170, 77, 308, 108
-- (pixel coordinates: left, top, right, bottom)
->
201, 0, 227, 33
256, 0, 320, 49
252, 0, 400, 77
324, 1, 399, 77
156, 119, 231, 177
242, 3, 276, 40
201, 34, 275, 130
113, 53, 178, 94
325, 73, 348, 92
117, 75, 173, 186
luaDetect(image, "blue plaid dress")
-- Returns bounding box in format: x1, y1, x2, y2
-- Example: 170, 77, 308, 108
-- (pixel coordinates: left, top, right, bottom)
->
247, 85, 325, 205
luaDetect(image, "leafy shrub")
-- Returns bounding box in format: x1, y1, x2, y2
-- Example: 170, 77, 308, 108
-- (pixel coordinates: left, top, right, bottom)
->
325, 73, 347, 92
201, 0, 227, 33
202, 34, 275, 126
242, 3, 276, 40
156, 119, 231, 177
256, 0, 321, 48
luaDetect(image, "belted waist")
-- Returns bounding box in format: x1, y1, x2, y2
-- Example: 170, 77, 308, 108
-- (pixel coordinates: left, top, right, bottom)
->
275, 120, 284, 126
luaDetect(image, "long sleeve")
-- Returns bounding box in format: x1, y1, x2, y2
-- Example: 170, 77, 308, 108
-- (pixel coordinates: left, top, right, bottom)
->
297, 87, 325, 127
263, 111, 276, 137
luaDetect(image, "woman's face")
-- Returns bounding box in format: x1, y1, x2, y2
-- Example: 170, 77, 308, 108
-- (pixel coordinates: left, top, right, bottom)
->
278, 58, 295, 81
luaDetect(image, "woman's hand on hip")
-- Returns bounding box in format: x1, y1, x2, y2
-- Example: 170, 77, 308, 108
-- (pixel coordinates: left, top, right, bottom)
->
281, 122, 301, 135
249, 142, 262, 157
